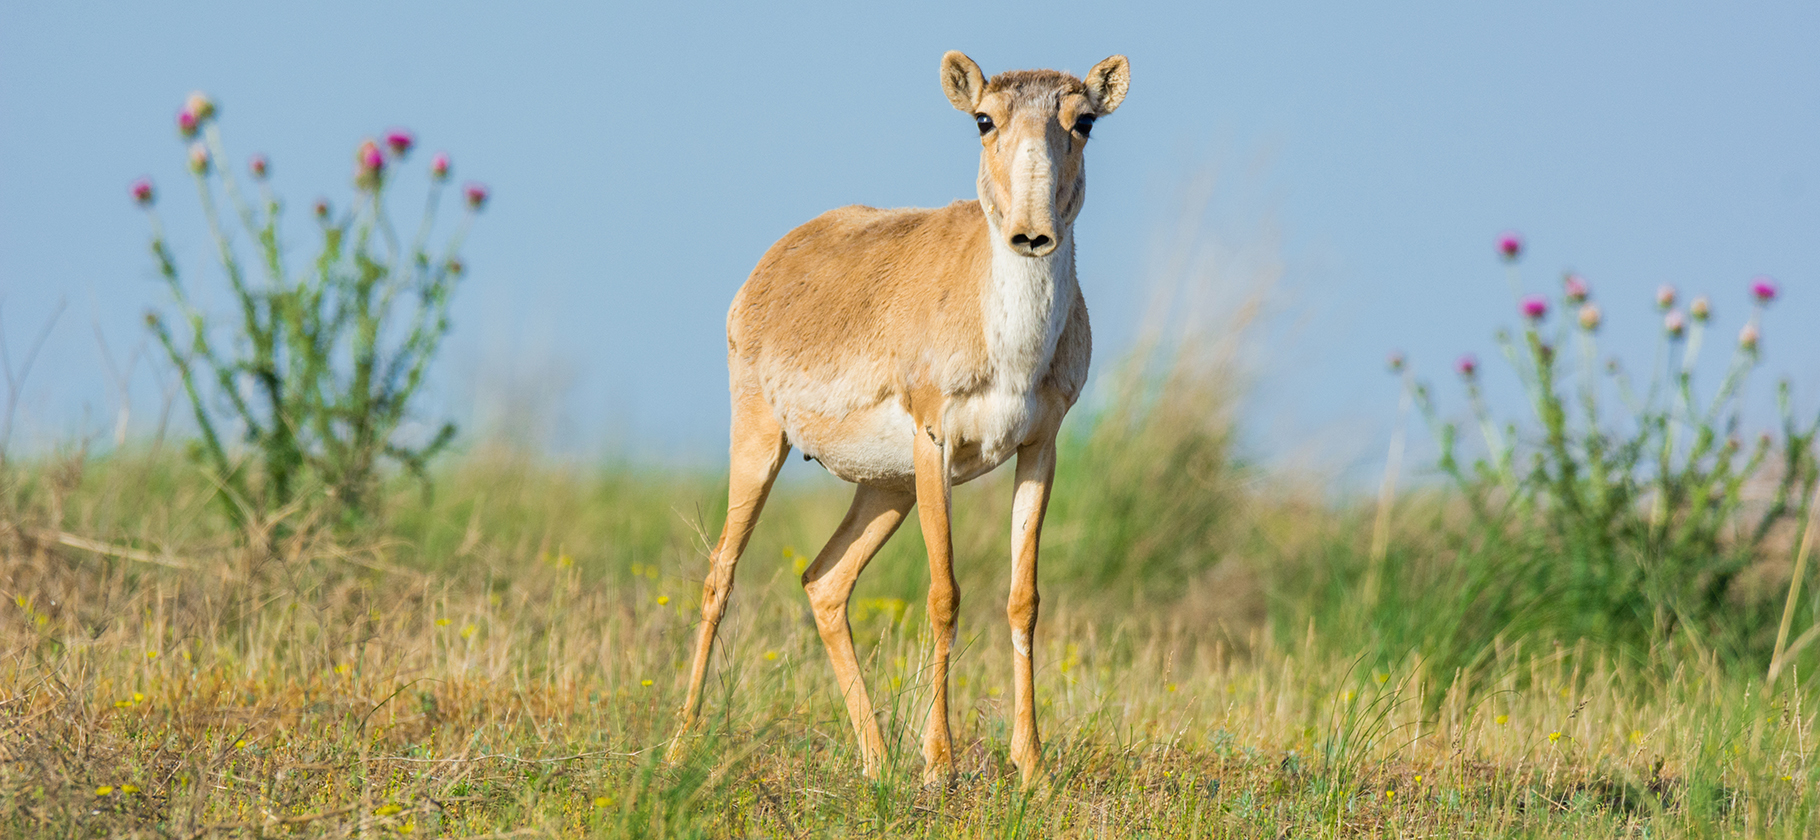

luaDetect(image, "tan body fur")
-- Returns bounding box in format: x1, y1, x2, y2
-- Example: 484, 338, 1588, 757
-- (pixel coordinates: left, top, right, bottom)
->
674, 51, 1130, 789
731, 200, 1091, 489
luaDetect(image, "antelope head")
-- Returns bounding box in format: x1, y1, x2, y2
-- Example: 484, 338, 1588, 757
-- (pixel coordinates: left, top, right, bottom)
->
941, 51, 1129, 258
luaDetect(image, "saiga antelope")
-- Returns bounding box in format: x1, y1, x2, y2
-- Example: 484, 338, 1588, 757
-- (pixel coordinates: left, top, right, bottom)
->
676, 51, 1130, 788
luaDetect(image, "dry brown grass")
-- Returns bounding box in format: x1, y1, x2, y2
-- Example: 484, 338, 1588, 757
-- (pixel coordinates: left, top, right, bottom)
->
1, 452, 1814, 838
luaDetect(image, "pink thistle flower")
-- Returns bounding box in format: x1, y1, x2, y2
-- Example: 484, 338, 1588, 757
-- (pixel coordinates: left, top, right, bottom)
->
430, 152, 450, 181
354, 139, 385, 189
1750, 276, 1778, 304
464, 182, 489, 210
1562, 273, 1589, 303
130, 178, 154, 206
1664, 309, 1686, 339
248, 154, 269, 180
1577, 303, 1601, 331
385, 129, 415, 157
1456, 354, 1479, 378
1497, 232, 1523, 262
358, 140, 385, 171
1655, 284, 1677, 310
177, 109, 199, 138
1739, 323, 1760, 352
1689, 296, 1711, 322
187, 142, 211, 174
1520, 295, 1548, 321
183, 91, 216, 122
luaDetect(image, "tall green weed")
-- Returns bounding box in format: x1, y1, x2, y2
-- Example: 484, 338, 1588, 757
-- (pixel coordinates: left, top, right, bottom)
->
134, 93, 484, 530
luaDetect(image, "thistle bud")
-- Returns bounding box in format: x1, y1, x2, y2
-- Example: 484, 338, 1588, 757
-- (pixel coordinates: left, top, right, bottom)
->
187, 142, 211, 174
1577, 303, 1601, 331
430, 152, 450, 181
177, 109, 199, 139
248, 154, 268, 180
1751, 276, 1778, 305
1655, 284, 1677, 310
1562, 273, 1588, 303
313, 198, 330, 219
130, 178, 154, 206
385, 129, 415, 157
1520, 295, 1548, 321
1689, 296, 1711, 322
1739, 322, 1760, 352
1456, 354, 1479, 379
447, 258, 465, 276
183, 91, 216, 123
1497, 232, 1522, 262
464, 182, 489, 210
1664, 309, 1686, 339
1386, 351, 1406, 374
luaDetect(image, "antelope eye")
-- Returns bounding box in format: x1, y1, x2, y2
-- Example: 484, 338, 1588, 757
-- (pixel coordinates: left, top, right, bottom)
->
975, 113, 994, 135
1073, 114, 1096, 137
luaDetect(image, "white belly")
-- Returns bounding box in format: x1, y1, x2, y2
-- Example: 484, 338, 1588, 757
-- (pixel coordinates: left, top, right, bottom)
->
786, 385, 1046, 489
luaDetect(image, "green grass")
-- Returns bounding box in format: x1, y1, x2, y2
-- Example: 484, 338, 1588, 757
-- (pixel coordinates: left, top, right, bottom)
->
1, 444, 1815, 838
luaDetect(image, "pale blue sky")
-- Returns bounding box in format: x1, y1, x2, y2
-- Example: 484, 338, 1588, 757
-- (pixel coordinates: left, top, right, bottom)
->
2, 2, 1815, 477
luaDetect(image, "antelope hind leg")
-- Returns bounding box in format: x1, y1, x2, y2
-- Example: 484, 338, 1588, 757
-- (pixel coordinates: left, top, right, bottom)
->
801, 484, 915, 778
671, 392, 788, 759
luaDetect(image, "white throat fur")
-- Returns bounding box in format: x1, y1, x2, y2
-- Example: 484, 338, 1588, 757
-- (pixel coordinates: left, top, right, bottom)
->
982, 214, 1076, 391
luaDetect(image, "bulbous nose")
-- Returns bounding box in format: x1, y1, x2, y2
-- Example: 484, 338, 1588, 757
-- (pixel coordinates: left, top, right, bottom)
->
1008, 229, 1056, 257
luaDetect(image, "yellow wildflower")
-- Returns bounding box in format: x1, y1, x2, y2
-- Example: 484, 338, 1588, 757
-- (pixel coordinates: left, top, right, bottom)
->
656, 595, 670, 606
641, 679, 653, 688
95, 786, 114, 796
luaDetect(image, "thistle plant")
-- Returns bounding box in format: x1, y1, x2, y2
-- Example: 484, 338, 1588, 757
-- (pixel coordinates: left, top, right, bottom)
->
1406, 236, 1818, 653
135, 92, 485, 528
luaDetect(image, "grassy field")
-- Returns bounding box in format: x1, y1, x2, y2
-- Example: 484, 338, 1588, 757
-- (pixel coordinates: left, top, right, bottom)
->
1, 424, 1815, 839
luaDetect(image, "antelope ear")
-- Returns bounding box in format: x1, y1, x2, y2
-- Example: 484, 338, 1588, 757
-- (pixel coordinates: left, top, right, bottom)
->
940, 51, 985, 113
1083, 55, 1130, 115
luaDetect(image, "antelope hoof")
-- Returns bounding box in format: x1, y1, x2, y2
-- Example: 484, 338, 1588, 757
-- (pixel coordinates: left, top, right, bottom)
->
921, 761, 956, 789
664, 714, 699, 766
1017, 763, 1053, 796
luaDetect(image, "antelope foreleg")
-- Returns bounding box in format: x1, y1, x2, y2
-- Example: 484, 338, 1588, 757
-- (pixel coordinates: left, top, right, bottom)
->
1008, 437, 1056, 787
914, 426, 959, 784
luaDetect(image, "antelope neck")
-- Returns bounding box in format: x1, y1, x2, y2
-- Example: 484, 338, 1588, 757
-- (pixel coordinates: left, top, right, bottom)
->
981, 214, 1076, 391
